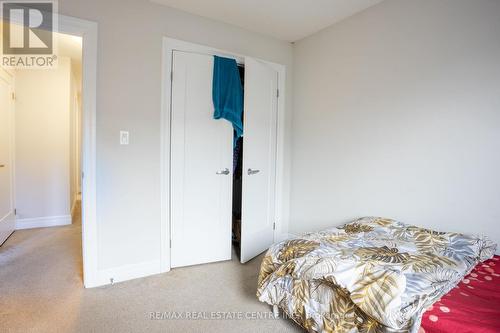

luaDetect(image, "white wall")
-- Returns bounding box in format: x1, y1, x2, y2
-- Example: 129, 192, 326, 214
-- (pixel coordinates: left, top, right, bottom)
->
291, 0, 500, 246
58, 0, 293, 271
15, 57, 73, 220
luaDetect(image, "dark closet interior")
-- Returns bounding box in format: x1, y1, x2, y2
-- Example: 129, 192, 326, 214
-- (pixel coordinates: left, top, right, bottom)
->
232, 64, 244, 259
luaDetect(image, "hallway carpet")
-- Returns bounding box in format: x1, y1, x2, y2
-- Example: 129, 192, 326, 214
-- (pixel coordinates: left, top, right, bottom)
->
0, 204, 302, 333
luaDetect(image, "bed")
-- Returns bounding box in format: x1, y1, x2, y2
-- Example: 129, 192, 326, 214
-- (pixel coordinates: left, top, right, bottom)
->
256, 217, 497, 333
420, 255, 500, 333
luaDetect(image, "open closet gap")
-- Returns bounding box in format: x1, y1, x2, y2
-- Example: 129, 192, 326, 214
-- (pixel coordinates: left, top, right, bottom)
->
232, 64, 245, 259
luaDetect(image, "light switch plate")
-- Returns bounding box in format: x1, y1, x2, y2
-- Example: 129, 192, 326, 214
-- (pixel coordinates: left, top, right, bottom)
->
120, 131, 129, 145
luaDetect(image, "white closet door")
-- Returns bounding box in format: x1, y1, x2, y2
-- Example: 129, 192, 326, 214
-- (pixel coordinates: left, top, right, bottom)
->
240, 58, 278, 263
0, 71, 16, 245
170, 51, 233, 268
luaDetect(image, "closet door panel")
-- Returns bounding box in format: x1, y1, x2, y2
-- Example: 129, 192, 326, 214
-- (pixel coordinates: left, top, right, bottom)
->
0, 71, 15, 246
240, 58, 278, 263
170, 51, 233, 268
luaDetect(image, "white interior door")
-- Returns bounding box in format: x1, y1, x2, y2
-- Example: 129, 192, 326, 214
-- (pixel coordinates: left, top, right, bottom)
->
0, 70, 16, 245
240, 58, 279, 263
170, 51, 233, 268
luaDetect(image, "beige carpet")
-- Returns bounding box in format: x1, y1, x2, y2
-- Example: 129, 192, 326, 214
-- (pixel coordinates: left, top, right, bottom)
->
0, 204, 302, 333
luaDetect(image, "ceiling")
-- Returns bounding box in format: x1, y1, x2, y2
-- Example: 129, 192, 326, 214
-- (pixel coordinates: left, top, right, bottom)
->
151, 0, 384, 42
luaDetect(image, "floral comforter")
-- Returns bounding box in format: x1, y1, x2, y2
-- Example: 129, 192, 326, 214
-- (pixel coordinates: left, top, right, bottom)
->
256, 217, 496, 333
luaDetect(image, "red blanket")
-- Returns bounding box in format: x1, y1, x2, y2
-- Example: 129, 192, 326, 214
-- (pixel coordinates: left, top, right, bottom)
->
420, 255, 500, 333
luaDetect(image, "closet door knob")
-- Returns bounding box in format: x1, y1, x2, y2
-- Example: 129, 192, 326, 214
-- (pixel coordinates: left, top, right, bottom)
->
216, 168, 230, 175
0, 164, 5, 168
247, 168, 260, 175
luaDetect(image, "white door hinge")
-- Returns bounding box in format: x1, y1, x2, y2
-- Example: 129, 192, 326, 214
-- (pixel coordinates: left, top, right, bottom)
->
169, 239, 172, 248
273, 222, 276, 230
276, 89, 279, 98
11, 92, 15, 100
14, 208, 17, 215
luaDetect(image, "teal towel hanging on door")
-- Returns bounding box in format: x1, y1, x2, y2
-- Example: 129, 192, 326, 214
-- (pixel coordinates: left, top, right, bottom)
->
212, 55, 243, 145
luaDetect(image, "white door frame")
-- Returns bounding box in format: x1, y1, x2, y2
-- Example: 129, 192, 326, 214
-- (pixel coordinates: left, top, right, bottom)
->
3, 14, 98, 287
56, 15, 99, 288
160, 37, 287, 272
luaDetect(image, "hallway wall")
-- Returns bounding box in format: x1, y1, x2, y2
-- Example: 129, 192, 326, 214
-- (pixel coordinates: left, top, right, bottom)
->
15, 57, 74, 225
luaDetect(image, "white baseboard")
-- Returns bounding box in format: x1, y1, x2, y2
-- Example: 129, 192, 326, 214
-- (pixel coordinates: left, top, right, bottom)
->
91, 259, 162, 287
16, 215, 72, 230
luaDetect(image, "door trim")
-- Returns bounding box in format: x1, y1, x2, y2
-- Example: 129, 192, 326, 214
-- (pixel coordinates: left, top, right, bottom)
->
1, 14, 98, 287
160, 37, 288, 271
57, 15, 99, 288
